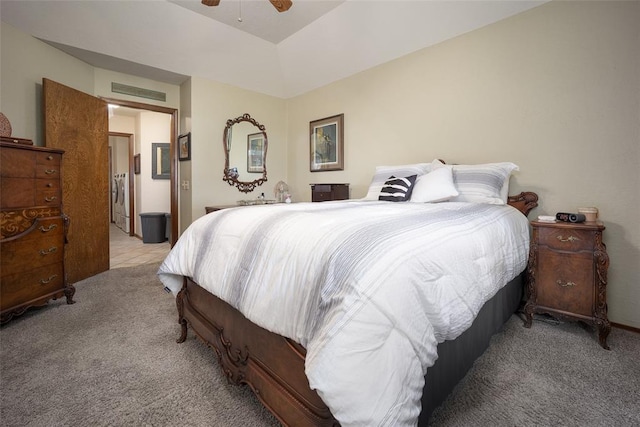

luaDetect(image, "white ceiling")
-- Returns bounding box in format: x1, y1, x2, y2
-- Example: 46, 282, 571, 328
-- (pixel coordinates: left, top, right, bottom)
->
0, 0, 546, 99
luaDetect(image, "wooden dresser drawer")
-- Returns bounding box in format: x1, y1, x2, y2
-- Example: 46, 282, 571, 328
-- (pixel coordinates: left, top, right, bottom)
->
1, 178, 35, 208
538, 227, 594, 252
0, 178, 61, 209
1, 231, 64, 273
0, 148, 36, 178
0, 263, 64, 311
35, 151, 61, 167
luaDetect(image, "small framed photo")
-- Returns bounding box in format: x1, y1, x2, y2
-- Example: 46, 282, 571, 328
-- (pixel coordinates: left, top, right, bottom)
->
247, 132, 265, 173
310, 114, 344, 172
134, 154, 141, 175
178, 132, 191, 161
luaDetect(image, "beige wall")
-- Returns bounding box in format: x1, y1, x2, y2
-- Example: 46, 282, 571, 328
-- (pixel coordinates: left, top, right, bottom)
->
189, 77, 287, 220
179, 79, 193, 235
0, 22, 94, 144
2, 2, 637, 328
287, 1, 640, 328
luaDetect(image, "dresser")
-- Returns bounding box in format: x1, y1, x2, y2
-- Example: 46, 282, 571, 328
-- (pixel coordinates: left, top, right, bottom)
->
0, 141, 75, 324
524, 220, 610, 349
310, 183, 349, 202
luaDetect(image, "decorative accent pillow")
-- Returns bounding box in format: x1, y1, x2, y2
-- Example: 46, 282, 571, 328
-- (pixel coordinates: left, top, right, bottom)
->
378, 175, 417, 202
409, 165, 459, 203
448, 162, 519, 205
363, 163, 431, 200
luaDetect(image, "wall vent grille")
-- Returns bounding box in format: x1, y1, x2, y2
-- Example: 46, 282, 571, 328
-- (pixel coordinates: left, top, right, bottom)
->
111, 83, 166, 102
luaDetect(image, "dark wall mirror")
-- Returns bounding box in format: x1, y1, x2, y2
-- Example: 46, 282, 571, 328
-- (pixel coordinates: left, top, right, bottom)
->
152, 142, 170, 179
223, 113, 268, 193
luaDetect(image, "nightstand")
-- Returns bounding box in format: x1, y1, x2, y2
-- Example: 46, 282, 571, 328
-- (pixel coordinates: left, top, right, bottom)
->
310, 183, 349, 202
524, 220, 610, 349
205, 205, 237, 214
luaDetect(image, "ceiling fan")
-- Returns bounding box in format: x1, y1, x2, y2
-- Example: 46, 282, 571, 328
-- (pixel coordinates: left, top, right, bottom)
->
201, 0, 293, 13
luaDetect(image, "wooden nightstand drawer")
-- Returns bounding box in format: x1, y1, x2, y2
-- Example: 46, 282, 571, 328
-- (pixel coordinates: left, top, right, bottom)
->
310, 183, 349, 202
536, 248, 594, 317
538, 227, 593, 252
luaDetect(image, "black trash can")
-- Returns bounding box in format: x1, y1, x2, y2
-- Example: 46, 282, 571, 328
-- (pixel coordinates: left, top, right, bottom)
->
140, 212, 167, 243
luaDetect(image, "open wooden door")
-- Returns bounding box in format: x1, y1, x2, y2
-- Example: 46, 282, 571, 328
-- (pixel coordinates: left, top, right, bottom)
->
43, 78, 109, 284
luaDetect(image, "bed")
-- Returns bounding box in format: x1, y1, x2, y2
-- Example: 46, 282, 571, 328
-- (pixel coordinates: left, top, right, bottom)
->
158, 161, 538, 426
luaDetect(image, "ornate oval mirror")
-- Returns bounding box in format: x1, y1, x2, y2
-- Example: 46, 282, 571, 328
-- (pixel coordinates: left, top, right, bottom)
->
222, 113, 268, 193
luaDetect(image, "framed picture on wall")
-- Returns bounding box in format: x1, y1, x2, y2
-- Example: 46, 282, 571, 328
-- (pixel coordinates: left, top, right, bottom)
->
178, 132, 191, 161
310, 113, 344, 172
134, 154, 141, 175
247, 132, 265, 173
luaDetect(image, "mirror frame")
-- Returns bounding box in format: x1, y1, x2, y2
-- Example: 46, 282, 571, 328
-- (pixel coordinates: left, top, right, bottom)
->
223, 113, 268, 193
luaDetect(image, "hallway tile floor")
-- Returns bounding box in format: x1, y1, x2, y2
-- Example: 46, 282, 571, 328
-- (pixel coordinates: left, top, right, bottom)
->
110, 223, 171, 269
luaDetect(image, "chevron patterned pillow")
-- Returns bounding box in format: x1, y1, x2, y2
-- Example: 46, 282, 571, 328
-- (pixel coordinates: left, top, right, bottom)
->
378, 175, 417, 202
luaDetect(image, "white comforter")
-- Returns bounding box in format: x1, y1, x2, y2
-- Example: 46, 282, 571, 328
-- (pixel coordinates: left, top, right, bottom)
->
157, 200, 530, 426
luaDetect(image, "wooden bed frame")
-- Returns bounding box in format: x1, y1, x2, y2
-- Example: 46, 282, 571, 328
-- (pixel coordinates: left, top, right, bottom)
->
175, 192, 539, 426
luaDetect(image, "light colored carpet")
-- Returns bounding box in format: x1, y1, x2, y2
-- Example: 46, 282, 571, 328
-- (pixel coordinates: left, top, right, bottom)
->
1, 263, 638, 426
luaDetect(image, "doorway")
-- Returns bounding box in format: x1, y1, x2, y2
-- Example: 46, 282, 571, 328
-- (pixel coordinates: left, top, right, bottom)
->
109, 132, 134, 236
102, 97, 179, 247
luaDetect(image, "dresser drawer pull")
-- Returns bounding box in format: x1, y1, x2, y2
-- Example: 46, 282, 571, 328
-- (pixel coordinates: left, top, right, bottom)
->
39, 247, 58, 256
47, 155, 54, 160
47, 183, 53, 188
556, 280, 577, 287
40, 275, 58, 285
44, 169, 58, 175
44, 196, 58, 202
39, 224, 58, 232
556, 235, 579, 243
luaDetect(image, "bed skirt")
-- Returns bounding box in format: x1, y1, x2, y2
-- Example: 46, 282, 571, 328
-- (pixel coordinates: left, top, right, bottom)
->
420, 273, 523, 424
176, 273, 523, 426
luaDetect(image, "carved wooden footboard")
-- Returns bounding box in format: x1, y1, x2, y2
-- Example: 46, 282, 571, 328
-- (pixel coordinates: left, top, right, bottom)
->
175, 192, 538, 426
177, 277, 338, 426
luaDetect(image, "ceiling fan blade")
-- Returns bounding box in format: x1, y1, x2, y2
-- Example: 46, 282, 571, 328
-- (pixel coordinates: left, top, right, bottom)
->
269, 0, 292, 12
201, 0, 221, 6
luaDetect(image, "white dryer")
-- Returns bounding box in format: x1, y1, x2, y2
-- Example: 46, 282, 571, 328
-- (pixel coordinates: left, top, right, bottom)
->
111, 176, 119, 224
114, 174, 123, 230
120, 173, 130, 233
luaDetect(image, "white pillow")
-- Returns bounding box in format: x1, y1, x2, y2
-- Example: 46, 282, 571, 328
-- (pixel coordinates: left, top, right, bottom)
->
363, 163, 431, 200
409, 165, 459, 203
449, 162, 519, 205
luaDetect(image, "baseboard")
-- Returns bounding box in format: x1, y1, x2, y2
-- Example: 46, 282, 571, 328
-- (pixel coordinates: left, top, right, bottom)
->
612, 322, 640, 334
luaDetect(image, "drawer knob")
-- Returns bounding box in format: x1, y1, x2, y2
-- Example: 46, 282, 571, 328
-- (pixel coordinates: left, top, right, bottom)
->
47, 155, 53, 160
44, 169, 58, 175
45, 196, 57, 202
39, 247, 58, 256
556, 280, 577, 287
46, 183, 53, 188
556, 235, 579, 243
40, 275, 58, 285
39, 224, 58, 233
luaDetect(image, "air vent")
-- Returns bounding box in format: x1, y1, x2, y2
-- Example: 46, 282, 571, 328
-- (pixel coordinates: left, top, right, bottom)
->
111, 82, 166, 102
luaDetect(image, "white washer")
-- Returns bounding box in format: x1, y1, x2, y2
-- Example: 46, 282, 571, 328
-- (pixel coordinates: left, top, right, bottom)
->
114, 175, 123, 229
121, 172, 130, 233
112, 176, 119, 224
